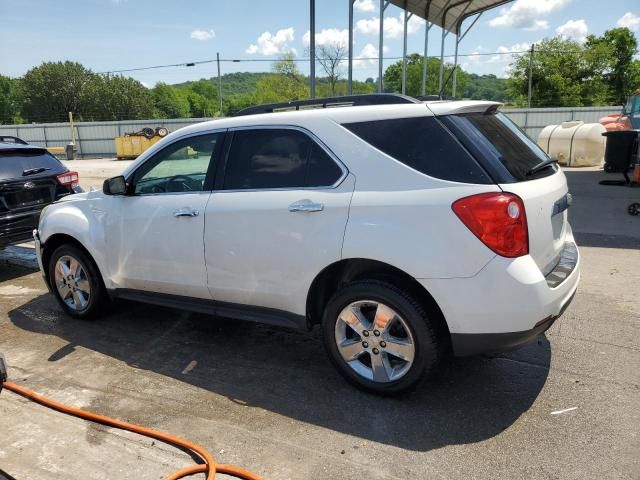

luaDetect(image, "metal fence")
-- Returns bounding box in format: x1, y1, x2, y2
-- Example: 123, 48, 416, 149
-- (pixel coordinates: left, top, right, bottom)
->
0, 106, 621, 158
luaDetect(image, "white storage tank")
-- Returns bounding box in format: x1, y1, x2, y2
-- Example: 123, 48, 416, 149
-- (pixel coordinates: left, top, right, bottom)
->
537, 121, 606, 167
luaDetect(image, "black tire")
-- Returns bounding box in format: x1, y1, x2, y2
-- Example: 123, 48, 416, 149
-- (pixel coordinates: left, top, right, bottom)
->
156, 127, 168, 137
321, 280, 443, 395
629, 203, 640, 216
48, 244, 107, 320
604, 163, 616, 173
142, 127, 155, 139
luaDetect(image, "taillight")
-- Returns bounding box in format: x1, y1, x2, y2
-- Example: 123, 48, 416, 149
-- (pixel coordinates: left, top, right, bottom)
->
56, 171, 79, 187
452, 192, 528, 258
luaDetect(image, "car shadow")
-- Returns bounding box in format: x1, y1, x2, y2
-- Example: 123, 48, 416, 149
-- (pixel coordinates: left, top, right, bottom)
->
9, 294, 551, 452
563, 168, 640, 249
0, 264, 37, 283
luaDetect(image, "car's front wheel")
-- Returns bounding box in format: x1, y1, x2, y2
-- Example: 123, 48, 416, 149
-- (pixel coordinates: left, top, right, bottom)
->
321, 280, 443, 395
48, 244, 106, 319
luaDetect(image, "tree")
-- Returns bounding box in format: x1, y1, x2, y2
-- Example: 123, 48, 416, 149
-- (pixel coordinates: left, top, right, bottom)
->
314, 43, 347, 96
255, 54, 308, 103
79, 75, 155, 121
0, 75, 21, 124
508, 37, 611, 107
463, 74, 511, 102
19, 61, 91, 122
152, 83, 191, 118
585, 27, 639, 104
383, 54, 469, 98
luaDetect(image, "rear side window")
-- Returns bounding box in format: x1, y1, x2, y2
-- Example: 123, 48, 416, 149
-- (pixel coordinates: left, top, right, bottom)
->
440, 112, 555, 182
0, 149, 64, 180
342, 116, 491, 184
224, 129, 343, 190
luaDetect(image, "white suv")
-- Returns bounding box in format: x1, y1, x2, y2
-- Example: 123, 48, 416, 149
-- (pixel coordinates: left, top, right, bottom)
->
34, 95, 580, 395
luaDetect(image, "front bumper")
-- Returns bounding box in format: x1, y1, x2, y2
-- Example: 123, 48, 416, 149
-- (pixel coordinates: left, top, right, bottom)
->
33, 229, 48, 281
420, 235, 580, 356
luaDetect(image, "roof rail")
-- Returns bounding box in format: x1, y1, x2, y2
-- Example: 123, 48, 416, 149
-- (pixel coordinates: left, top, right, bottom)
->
233, 93, 420, 117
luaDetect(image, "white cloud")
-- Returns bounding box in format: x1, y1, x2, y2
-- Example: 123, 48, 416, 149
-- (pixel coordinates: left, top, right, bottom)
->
303, 28, 348, 47
356, 13, 423, 39
556, 19, 588, 43
617, 12, 640, 32
488, 42, 532, 64
190, 29, 215, 41
354, 0, 375, 13
353, 43, 389, 68
488, 0, 571, 31
246, 28, 296, 55
461, 45, 486, 69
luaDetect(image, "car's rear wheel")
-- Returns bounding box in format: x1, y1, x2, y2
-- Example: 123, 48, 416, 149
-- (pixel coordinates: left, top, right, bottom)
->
48, 244, 106, 319
321, 280, 443, 395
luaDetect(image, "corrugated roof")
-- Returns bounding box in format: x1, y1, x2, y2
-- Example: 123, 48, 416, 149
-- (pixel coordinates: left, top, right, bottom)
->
388, 0, 513, 34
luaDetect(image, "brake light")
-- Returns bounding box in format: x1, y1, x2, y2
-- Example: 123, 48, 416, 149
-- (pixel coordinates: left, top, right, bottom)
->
56, 171, 79, 187
452, 192, 528, 258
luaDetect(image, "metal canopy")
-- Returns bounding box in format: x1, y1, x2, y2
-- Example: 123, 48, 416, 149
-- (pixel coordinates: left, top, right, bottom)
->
308, 0, 514, 99
387, 0, 512, 34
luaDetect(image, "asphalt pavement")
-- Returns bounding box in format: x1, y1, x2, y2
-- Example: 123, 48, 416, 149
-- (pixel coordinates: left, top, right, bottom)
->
0, 164, 638, 479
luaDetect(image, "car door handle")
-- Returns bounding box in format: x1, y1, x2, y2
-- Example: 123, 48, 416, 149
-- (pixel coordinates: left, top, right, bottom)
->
288, 200, 324, 213
173, 207, 199, 217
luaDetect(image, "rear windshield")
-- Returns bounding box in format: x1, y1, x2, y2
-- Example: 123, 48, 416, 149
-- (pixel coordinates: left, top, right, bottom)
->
342, 116, 491, 184
0, 150, 65, 180
439, 112, 556, 182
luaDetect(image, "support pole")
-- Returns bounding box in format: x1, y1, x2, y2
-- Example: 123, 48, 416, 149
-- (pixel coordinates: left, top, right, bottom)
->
378, 0, 385, 92
438, 28, 448, 95
452, 11, 482, 98
401, 6, 413, 95
401, 2, 408, 95
68, 112, 75, 145
216, 52, 223, 115
437, 0, 453, 97
310, 0, 316, 98
422, 2, 432, 97
451, 36, 460, 97
348, 0, 354, 95
528, 43, 535, 108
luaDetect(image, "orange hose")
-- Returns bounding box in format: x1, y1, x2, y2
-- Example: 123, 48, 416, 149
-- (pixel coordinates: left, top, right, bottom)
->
2, 381, 262, 480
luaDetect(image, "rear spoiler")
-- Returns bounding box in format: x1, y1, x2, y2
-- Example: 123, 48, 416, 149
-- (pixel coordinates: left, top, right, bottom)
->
425, 101, 503, 116
0, 147, 48, 155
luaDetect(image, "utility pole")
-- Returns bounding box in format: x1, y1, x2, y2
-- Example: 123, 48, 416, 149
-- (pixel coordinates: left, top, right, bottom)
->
310, 0, 316, 98
527, 44, 535, 108
216, 52, 223, 115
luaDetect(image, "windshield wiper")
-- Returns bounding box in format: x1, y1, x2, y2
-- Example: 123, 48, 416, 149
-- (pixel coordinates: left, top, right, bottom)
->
22, 167, 50, 176
526, 159, 558, 176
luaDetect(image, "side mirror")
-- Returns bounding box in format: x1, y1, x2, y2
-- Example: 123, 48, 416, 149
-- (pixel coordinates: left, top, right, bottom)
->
103, 176, 127, 195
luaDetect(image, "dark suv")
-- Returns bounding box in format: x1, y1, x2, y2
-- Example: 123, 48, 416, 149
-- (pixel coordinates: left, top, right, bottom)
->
0, 139, 80, 249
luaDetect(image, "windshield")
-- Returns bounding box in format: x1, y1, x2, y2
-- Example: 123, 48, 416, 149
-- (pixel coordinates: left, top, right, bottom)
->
440, 112, 556, 182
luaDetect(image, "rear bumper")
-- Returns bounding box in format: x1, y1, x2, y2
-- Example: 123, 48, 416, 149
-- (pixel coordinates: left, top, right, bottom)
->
0, 210, 41, 248
420, 231, 580, 356
450, 290, 576, 356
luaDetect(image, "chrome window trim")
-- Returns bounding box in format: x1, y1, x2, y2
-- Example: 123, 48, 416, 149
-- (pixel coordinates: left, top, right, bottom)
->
125, 129, 226, 198
224, 124, 349, 191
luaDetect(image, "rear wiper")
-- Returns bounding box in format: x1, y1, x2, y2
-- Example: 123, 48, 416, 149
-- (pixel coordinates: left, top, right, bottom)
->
526, 159, 558, 176
22, 167, 50, 176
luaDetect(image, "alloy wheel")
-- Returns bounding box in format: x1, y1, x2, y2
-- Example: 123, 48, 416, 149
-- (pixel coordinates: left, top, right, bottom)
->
54, 255, 91, 311
334, 300, 416, 383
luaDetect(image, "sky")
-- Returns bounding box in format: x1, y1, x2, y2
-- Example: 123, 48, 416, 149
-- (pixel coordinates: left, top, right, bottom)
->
0, 0, 638, 87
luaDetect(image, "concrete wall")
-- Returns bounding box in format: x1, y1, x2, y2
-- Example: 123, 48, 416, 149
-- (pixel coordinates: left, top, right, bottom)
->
0, 106, 621, 158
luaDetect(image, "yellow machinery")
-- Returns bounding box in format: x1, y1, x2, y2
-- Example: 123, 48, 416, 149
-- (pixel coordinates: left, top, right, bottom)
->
114, 127, 169, 160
